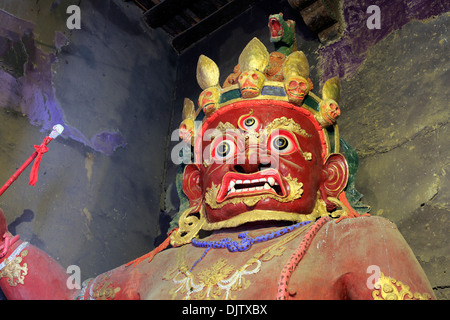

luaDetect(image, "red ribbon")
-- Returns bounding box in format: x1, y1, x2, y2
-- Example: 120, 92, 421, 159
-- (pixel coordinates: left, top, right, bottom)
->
0, 233, 19, 258
29, 136, 52, 186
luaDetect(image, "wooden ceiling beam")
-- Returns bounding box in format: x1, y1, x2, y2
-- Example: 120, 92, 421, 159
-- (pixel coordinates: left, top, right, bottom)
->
171, 0, 260, 53
144, 0, 200, 28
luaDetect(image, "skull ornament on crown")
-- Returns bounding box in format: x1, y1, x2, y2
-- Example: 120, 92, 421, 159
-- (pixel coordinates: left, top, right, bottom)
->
238, 70, 266, 98
171, 37, 353, 247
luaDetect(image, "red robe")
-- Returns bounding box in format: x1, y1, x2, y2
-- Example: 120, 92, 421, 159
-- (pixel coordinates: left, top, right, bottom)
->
0, 216, 435, 300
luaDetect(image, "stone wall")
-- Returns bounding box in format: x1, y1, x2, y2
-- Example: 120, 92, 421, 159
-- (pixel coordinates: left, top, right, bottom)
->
311, 0, 449, 299
0, 0, 177, 285
335, 13, 449, 300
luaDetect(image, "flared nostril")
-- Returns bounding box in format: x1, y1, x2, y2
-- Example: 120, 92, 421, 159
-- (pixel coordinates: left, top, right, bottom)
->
258, 162, 272, 171
233, 161, 275, 174
233, 163, 260, 174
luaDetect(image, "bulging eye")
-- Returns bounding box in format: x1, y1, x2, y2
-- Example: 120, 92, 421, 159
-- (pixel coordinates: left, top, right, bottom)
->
268, 130, 298, 154
238, 115, 260, 131
272, 136, 288, 150
211, 136, 237, 161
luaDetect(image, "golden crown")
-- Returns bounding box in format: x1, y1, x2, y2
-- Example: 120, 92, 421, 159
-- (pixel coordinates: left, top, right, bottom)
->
180, 37, 342, 156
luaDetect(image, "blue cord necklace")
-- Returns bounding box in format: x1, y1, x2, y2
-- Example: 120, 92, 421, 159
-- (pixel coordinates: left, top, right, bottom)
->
190, 220, 312, 271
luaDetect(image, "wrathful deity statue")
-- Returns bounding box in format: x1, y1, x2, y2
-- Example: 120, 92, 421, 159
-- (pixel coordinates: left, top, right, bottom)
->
0, 14, 435, 300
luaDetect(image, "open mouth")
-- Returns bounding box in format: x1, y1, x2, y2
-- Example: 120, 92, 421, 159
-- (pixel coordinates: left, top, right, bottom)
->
217, 169, 285, 202
269, 18, 283, 40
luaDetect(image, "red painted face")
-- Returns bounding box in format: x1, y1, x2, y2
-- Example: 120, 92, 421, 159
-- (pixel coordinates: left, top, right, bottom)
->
191, 100, 328, 223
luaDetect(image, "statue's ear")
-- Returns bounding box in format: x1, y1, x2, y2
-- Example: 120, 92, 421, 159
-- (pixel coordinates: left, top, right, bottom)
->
321, 153, 348, 200
182, 164, 203, 207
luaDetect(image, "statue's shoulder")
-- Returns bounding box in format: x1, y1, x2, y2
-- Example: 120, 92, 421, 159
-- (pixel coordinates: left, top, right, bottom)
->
317, 216, 435, 300
328, 215, 398, 232
321, 216, 406, 248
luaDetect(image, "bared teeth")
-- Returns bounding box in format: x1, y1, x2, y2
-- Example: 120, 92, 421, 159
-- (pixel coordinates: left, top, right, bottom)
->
220, 169, 286, 201
225, 175, 280, 196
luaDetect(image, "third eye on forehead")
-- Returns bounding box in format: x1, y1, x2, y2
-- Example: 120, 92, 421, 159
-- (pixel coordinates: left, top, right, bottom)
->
244, 117, 255, 127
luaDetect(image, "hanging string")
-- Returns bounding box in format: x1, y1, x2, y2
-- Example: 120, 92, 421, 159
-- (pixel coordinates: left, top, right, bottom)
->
125, 228, 178, 268
276, 216, 331, 300
192, 220, 312, 252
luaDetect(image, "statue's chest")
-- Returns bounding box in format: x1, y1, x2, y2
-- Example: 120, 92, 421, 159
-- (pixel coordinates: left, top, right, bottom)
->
147, 226, 321, 300
153, 248, 282, 300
